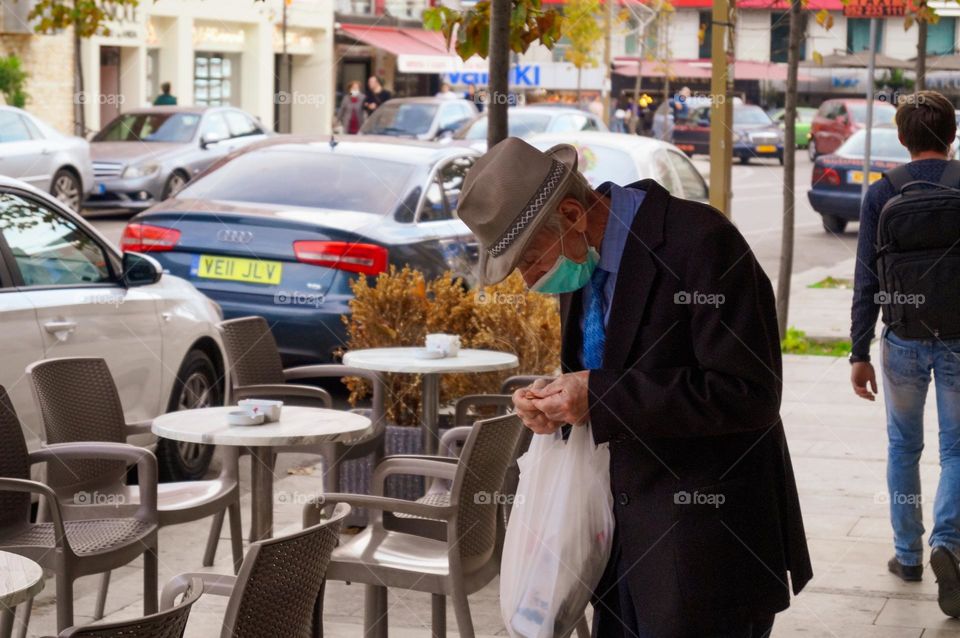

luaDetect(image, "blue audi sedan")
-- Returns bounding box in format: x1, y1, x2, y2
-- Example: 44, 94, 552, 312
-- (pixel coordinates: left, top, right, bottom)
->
807, 127, 906, 234
121, 136, 480, 365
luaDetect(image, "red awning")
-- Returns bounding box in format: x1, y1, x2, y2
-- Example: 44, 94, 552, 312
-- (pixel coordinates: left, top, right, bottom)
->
664, 0, 843, 8
339, 24, 449, 57
614, 58, 812, 81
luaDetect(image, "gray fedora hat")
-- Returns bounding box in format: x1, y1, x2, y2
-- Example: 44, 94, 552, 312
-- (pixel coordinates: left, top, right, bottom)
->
457, 137, 579, 286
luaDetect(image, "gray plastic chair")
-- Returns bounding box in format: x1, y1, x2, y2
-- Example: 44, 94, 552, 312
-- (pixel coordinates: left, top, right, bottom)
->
25, 357, 242, 622
0, 386, 159, 634
55, 577, 203, 638
304, 413, 525, 638
161, 503, 349, 638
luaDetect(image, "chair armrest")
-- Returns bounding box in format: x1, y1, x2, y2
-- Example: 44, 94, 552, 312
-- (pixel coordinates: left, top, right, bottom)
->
161, 572, 235, 610
304, 492, 454, 526
453, 394, 513, 426
233, 384, 332, 407
0, 477, 68, 548
126, 419, 154, 436
30, 442, 158, 515
439, 426, 474, 458
372, 456, 458, 497
501, 375, 555, 394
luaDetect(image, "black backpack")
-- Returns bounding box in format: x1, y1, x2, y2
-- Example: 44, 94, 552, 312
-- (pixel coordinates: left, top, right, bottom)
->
877, 160, 960, 340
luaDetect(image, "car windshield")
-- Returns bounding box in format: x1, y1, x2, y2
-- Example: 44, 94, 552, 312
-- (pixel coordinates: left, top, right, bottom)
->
848, 102, 897, 124
176, 147, 418, 215
94, 112, 200, 143
362, 102, 438, 136
463, 112, 554, 140
734, 107, 773, 125
836, 128, 910, 161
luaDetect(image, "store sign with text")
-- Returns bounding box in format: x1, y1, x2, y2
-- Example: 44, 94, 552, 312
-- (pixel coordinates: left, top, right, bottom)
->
843, 0, 906, 19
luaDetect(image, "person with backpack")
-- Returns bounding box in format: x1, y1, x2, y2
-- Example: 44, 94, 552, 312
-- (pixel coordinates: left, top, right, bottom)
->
850, 89, 960, 617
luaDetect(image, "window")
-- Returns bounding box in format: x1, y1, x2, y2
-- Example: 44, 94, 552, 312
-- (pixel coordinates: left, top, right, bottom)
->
927, 17, 956, 55
201, 113, 231, 143
819, 101, 838, 120
667, 151, 708, 201
194, 53, 235, 107
847, 19, 882, 53
438, 104, 468, 130
551, 114, 590, 133
0, 111, 34, 143
654, 152, 681, 195
0, 193, 111, 286
698, 12, 712, 59
770, 12, 806, 63
94, 112, 200, 143
224, 111, 261, 138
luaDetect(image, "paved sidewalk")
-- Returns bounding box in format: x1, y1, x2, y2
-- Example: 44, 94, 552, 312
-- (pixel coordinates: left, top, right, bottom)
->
20, 263, 960, 636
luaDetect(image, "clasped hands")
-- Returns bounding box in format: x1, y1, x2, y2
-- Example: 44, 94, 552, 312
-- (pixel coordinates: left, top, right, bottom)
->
511, 371, 591, 434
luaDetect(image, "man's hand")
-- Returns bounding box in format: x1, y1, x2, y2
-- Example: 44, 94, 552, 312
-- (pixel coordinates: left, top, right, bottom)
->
512, 378, 563, 434
530, 371, 591, 427
851, 362, 878, 401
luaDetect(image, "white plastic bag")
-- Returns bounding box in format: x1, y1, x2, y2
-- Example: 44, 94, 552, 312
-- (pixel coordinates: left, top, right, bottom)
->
500, 424, 615, 638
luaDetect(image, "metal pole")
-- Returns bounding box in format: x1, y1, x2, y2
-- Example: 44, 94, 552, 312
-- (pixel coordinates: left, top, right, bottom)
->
603, 0, 614, 127
861, 18, 877, 202
709, 0, 733, 216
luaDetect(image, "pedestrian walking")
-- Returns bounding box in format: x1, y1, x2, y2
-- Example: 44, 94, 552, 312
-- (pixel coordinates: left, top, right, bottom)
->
153, 82, 177, 106
456, 137, 812, 637
364, 75, 391, 114
435, 82, 457, 100
337, 80, 366, 134
850, 89, 960, 618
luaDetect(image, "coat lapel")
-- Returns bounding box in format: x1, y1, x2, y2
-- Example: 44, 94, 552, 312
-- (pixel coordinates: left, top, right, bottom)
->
602, 179, 668, 370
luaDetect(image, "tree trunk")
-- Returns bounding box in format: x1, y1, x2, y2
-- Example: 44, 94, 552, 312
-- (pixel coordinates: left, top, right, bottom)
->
73, 25, 85, 137
776, 0, 802, 339
487, 0, 510, 148
916, 7, 927, 91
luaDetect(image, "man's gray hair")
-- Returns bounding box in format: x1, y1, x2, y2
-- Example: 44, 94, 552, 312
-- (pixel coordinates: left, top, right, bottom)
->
543, 172, 592, 233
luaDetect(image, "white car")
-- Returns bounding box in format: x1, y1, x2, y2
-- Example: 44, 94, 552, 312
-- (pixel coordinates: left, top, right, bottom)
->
0, 175, 226, 480
527, 131, 710, 203
0, 106, 94, 211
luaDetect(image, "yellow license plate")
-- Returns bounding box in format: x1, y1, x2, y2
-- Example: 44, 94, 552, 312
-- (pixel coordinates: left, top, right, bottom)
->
756, 144, 777, 153
192, 254, 282, 285
849, 170, 882, 185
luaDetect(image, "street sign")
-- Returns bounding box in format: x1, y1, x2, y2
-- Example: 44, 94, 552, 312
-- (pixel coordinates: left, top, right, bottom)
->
843, 0, 906, 19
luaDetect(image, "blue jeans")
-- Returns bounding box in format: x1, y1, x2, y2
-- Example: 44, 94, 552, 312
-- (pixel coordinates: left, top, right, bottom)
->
883, 327, 960, 566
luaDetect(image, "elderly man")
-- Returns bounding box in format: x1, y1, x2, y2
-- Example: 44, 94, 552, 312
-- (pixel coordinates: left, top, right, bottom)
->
456, 138, 812, 638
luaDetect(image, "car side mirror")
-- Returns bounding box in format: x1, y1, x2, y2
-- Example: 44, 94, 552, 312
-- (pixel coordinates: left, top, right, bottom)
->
122, 251, 163, 287
200, 132, 224, 149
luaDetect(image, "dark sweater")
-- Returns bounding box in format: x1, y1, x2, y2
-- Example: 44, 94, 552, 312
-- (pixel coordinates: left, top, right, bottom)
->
851, 158, 951, 360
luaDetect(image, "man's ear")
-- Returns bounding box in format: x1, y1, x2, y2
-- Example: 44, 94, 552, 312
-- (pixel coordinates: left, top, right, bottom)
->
557, 196, 588, 232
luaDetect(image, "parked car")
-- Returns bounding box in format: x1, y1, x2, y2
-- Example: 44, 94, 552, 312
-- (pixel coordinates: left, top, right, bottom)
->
527, 131, 709, 203
769, 106, 817, 148
673, 104, 784, 164
85, 105, 269, 212
651, 96, 743, 142
0, 105, 93, 211
451, 105, 608, 151
121, 136, 481, 366
808, 98, 897, 160
359, 96, 477, 141
0, 175, 227, 479
807, 127, 906, 233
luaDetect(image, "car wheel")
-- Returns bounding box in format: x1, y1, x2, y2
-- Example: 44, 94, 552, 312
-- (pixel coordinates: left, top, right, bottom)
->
822, 214, 848, 234
162, 171, 189, 199
739, 155, 750, 165
157, 349, 220, 481
51, 168, 81, 211
778, 153, 784, 166
808, 139, 818, 161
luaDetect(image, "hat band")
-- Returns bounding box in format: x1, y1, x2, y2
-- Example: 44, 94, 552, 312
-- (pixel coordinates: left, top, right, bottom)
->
487, 159, 567, 258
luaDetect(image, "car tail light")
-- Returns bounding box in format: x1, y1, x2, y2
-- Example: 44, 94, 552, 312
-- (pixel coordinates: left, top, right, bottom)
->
293, 241, 388, 275
120, 223, 181, 252
812, 165, 841, 187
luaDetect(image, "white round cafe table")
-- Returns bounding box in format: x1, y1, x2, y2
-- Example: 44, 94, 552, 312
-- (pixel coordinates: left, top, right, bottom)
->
0, 551, 43, 638
153, 406, 371, 542
342, 347, 518, 455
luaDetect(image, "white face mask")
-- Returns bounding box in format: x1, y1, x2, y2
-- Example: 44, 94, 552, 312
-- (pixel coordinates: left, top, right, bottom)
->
350, 89, 360, 96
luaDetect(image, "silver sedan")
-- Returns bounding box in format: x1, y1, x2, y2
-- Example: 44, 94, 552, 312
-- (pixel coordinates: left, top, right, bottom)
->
0, 106, 93, 211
